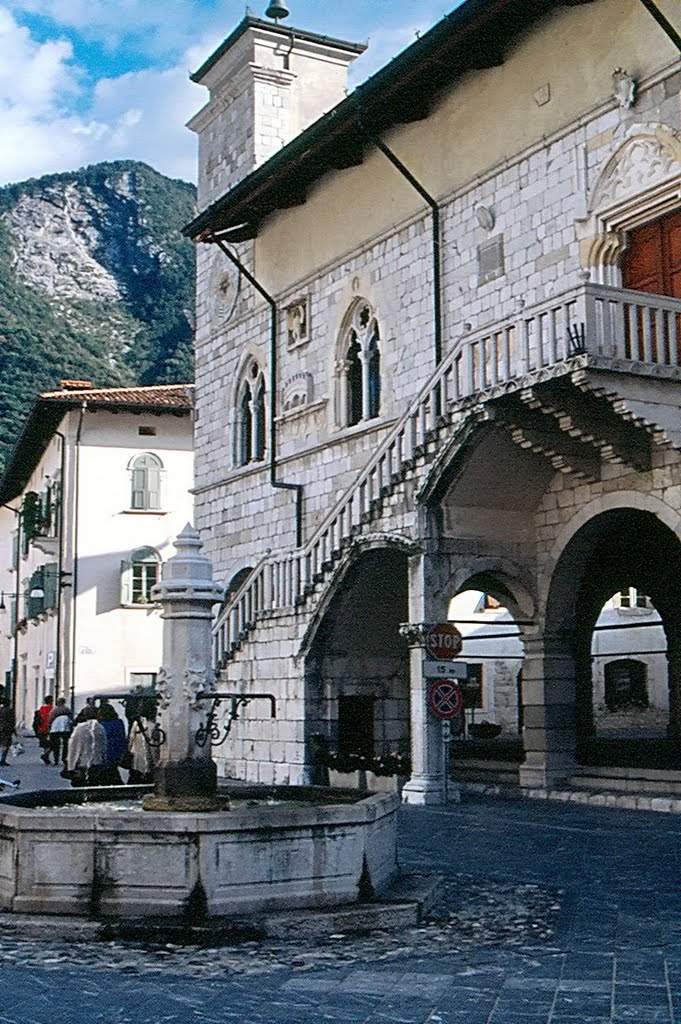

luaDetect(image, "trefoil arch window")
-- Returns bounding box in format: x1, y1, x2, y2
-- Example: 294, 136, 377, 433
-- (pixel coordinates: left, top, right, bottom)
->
236, 360, 266, 467
338, 301, 381, 427
129, 453, 163, 510
121, 547, 161, 606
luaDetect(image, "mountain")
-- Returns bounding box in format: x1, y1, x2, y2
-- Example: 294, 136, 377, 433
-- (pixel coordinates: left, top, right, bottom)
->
0, 160, 197, 469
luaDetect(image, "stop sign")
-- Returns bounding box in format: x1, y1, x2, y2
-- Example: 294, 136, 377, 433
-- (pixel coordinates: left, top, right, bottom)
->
425, 622, 463, 660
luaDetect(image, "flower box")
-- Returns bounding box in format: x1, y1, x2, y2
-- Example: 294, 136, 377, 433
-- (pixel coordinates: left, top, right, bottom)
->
328, 768, 361, 789
364, 771, 408, 795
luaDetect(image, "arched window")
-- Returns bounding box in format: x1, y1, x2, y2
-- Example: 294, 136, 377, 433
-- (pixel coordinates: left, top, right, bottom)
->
338, 301, 381, 427
121, 547, 161, 606
236, 360, 266, 466
130, 453, 163, 510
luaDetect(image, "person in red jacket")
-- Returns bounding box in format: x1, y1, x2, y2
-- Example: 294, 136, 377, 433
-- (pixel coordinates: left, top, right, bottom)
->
33, 695, 55, 764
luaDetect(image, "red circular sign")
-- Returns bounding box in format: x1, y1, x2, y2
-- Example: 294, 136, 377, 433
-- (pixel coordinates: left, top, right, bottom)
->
425, 622, 463, 661
428, 680, 463, 720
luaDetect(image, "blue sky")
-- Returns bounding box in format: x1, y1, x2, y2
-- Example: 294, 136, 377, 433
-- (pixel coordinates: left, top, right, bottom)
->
0, 1, 460, 186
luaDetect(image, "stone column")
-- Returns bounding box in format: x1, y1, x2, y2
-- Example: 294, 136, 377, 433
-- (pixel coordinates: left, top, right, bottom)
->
518, 635, 578, 790
399, 623, 458, 805
144, 524, 224, 811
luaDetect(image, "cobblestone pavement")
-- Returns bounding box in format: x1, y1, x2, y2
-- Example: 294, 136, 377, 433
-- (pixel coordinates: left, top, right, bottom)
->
1, 794, 680, 1022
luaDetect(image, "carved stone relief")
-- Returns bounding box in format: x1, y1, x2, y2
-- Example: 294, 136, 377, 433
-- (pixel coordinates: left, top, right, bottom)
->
286, 297, 309, 348
590, 128, 681, 213
282, 372, 313, 413
211, 261, 240, 325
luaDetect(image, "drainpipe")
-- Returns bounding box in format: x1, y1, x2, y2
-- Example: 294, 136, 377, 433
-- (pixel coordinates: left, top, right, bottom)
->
53, 430, 67, 701
356, 109, 443, 366
1, 503, 21, 710
210, 233, 304, 547
637, 0, 681, 50
69, 401, 87, 712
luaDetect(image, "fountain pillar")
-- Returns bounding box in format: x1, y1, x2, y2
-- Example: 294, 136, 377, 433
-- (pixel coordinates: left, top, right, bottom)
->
144, 524, 224, 811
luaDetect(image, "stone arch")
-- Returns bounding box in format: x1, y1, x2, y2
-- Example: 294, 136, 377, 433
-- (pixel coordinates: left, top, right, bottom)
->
301, 540, 414, 780
581, 124, 681, 284
298, 532, 421, 659
542, 507, 681, 761
539, 491, 681, 614
447, 567, 531, 740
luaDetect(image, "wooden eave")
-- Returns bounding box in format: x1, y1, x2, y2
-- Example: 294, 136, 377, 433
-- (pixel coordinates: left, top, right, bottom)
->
184, 0, 594, 242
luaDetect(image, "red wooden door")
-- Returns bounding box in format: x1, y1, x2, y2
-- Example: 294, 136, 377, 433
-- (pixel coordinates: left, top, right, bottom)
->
621, 211, 681, 362
622, 211, 681, 297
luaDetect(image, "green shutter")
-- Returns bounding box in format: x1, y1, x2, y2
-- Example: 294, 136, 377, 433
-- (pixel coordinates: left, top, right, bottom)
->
120, 560, 132, 605
43, 563, 58, 611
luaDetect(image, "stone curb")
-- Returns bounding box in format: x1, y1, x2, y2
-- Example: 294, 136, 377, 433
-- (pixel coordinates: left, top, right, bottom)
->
458, 780, 681, 813
0, 871, 441, 944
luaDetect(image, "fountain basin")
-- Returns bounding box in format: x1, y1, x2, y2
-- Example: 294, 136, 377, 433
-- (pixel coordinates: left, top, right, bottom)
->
0, 785, 398, 918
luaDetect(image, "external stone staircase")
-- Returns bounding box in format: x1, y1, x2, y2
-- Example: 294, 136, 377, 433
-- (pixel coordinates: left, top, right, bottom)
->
213, 281, 681, 669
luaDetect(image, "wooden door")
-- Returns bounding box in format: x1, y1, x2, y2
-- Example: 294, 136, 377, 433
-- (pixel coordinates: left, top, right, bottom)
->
621, 210, 681, 362
622, 210, 681, 297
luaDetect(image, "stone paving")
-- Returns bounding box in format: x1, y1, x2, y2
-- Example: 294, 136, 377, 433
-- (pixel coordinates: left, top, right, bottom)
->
0, 786, 680, 1023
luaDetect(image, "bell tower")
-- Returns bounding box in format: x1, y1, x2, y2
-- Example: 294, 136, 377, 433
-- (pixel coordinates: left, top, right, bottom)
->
187, 14, 366, 212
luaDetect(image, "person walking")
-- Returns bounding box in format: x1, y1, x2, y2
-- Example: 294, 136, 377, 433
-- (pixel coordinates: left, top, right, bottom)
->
97, 701, 127, 785
126, 713, 159, 784
47, 698, 73, 766
33, 695, 54, 763
0, 698, 16, 766
65, 706, 107, 786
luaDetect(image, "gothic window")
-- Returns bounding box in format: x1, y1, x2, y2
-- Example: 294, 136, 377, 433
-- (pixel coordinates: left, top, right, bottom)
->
338, 301, 381, 428
236, 360, 266, 466
121, 547, 161, 606
130, 453, 163, 510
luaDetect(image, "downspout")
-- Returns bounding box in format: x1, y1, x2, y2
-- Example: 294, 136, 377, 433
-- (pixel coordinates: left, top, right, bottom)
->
210, 233, 304, 547
69, 401, 87, 712
1, 503, 21, 710
53, 430, 66, 700
637, 0, 681, 50
356, 107, 443, 366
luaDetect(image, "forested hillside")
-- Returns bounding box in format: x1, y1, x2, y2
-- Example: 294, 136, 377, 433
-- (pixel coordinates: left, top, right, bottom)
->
0, 161, 196, 469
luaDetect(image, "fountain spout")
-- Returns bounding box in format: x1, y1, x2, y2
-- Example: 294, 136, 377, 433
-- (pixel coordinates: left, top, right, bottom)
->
144, 524, 224, 811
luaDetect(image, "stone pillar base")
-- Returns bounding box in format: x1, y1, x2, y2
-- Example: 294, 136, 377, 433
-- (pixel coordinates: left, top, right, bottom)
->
144, 758, 224, 812
401, 777, 446, 805
518, 753, 576, 790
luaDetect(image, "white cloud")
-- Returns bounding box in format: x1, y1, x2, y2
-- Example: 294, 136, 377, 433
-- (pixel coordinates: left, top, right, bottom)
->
0, 4, 204, 185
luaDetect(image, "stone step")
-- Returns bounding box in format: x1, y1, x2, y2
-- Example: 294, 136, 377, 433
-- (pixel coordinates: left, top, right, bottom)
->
450, 759, 520, 785
568, 767, 681, 795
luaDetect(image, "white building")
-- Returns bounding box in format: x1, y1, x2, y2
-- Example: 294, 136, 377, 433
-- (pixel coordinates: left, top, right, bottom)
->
0, 381, 194, 726
183, 1, 681, 799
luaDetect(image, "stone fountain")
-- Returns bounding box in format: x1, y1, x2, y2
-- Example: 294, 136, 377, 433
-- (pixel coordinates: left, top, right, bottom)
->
0, 526, 399, 919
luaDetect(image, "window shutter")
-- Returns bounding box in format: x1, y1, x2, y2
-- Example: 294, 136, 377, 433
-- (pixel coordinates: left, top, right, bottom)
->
120, 560, 132, 605
27, 566, 45, 619
43, 563, 58, 611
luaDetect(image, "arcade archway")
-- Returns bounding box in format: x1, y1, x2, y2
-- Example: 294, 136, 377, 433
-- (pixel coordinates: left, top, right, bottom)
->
544, 508, 681, 769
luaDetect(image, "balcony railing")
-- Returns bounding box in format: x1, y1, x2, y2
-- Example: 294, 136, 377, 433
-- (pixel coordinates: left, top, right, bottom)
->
213, 282, 681, 665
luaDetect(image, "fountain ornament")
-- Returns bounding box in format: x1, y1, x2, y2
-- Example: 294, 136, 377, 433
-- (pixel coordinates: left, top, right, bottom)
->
0, 525, 399, 919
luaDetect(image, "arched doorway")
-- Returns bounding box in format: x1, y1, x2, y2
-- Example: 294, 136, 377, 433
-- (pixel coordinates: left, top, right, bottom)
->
544, 508, 681, 770
447, 576, 526, 779
304, 548, 410, 780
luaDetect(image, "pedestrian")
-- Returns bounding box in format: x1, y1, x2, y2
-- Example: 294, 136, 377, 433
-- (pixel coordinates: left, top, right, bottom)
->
97, 701, 127, 785
65, 706, 107, 786
0, 698, 16, 766
33, 695, 54, 763
47, 697, 73, 766
126, 713, 159, 784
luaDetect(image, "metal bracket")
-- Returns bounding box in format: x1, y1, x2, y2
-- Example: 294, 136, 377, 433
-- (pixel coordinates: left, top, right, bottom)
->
194, 692, 277, 748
